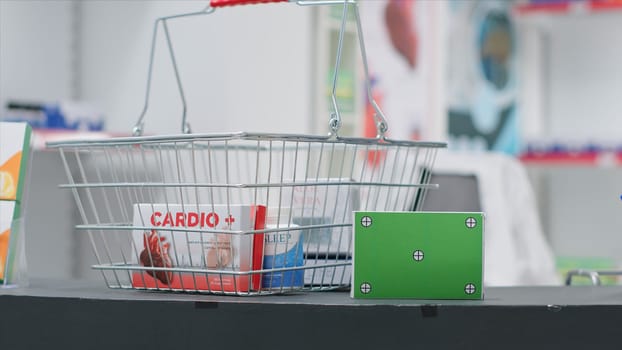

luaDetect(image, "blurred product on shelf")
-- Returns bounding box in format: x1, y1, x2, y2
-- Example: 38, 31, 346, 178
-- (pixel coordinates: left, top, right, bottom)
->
521, 139, 622, 166
514, 0, 622, 14
2, 100, 104, 131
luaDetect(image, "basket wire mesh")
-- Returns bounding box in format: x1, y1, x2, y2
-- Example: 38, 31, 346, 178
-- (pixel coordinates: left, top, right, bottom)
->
47, 0, 446, 295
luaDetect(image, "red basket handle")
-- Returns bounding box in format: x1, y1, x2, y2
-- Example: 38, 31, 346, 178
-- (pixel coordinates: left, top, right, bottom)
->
210, 0, 288, 7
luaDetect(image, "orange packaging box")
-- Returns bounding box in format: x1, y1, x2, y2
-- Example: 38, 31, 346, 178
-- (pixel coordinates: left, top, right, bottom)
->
1, 122, 32, 204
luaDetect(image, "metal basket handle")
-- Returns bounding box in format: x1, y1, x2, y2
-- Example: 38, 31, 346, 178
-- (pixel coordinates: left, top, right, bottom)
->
132, 0, 389, 140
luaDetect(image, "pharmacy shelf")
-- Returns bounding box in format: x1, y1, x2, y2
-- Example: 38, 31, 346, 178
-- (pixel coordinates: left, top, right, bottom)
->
30, 129, 114, 150
515, 0, 622, 16
30, 129, 133, 150
520, 151, 622, 167
2, 279, 622, 348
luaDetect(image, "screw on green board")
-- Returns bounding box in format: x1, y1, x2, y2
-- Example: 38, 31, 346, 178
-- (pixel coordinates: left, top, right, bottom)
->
352, 212, 484, 300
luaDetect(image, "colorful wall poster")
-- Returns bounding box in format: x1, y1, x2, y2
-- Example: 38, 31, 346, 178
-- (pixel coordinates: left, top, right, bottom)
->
359, 0, 440, 142
447, 0, 520, 154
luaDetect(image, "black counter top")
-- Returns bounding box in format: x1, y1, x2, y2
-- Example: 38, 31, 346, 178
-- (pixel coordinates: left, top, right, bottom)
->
2, 279, 622, 349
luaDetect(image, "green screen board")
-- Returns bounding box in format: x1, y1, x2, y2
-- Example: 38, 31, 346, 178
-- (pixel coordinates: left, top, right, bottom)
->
352, 212, 484, 300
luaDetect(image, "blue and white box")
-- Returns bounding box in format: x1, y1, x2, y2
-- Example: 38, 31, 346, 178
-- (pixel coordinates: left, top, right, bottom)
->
262, 208, 304, 289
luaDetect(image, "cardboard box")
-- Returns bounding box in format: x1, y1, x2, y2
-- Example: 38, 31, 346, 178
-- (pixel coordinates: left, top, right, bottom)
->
352, 212, 484, 299
131, 204, 266, 293
262, 207, 305, 289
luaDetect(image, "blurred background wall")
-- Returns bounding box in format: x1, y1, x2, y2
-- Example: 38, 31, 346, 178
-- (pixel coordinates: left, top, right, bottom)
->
1, 0, 621, 284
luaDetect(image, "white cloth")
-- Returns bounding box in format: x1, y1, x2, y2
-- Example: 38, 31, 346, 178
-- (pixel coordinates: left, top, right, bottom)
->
432, 151, 560, 286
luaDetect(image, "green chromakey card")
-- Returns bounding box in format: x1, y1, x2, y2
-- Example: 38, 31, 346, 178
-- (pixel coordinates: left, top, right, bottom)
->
352, 212, 484, 300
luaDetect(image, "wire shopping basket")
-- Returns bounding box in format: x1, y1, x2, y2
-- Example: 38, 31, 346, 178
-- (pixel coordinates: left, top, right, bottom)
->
46, 0, 446, 295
